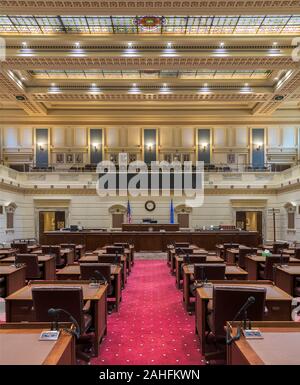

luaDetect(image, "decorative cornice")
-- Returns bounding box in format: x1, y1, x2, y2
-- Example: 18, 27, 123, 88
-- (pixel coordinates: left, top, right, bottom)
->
4, 56, 297, 71
1, 1, 299, 15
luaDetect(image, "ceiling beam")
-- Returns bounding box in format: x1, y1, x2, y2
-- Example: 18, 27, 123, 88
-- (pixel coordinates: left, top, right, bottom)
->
0, 65, 48, 116
252, 69, 300, 115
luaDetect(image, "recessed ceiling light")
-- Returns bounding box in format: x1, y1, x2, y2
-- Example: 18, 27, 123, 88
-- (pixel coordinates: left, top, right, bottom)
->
167, 42, 172, 48
244, 83, 249, 87
133, 83, 137, 87
91, 83, 96, 87
51, 83, 56, 87
75, 42, 80, 47
21, 42, 27, 47
163, 83, 167, 87
273, 42, 278, 46
21, 77, 26, 81
128, 42, 133, 47
274, 77, 279, 81
220, 42, 224, 47
204, 83, 208, 87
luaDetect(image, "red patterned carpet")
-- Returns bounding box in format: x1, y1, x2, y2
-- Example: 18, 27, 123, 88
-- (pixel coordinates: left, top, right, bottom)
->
92, 260, 203, 365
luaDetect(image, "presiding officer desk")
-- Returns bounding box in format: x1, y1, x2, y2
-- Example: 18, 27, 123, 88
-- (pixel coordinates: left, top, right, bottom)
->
195, 281, 293, 356
226, 321, 300, 365
5, 281, 107, 356
43, 229, 259, 252
0, 322, 76, 365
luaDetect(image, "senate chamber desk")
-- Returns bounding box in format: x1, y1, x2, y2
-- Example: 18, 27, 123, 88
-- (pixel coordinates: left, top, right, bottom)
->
5, 281, 107, 356
0, 323, 76, 365
43, 229, 259, 252
245, 255, 300, 280
195, 281, 293, 356
0, 255, 56, 280
56, 264, 122, 311
226, 322, 300, 365
274, 264, 300, 295
0, 265, 26, 296
182, 265, 248, 312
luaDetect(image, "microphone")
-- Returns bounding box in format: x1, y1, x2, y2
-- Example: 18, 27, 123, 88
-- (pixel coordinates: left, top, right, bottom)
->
48, 308, 59, 331
91, 270, 107, 285
48, 307, 81, 339
226, 296, 256, 345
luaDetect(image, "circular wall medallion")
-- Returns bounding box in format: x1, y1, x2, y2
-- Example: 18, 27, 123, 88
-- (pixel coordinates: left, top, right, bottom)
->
145, 200, 156, 212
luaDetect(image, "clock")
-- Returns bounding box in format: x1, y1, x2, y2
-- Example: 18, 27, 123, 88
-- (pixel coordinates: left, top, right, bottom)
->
145, 200, 156, 212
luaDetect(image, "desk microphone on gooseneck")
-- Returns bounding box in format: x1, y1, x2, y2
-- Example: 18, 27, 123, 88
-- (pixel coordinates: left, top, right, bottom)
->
226, 296, 256, 345
91, 270, 107, 285
48, 308, 81, 339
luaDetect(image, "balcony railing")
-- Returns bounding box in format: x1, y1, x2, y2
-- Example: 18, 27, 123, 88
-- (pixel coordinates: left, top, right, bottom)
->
3, 162, 294, 174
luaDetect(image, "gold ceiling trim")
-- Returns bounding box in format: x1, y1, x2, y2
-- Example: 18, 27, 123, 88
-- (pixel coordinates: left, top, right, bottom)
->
1, 1, 300, 15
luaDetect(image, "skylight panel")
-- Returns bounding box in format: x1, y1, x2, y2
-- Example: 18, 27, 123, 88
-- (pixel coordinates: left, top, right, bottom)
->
112, 17, 136, 33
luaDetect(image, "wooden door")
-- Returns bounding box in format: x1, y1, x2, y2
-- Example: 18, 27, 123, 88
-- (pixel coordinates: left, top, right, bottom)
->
112, 213, 124, 228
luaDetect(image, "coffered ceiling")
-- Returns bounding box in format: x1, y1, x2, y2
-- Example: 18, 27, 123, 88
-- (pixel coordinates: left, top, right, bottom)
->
0, 0, 299, 123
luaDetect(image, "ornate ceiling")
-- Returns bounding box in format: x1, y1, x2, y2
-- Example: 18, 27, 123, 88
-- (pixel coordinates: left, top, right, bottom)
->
0, 0, 299, 123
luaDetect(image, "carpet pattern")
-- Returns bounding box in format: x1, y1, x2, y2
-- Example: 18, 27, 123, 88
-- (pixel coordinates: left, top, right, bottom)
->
92, 259, 203, 365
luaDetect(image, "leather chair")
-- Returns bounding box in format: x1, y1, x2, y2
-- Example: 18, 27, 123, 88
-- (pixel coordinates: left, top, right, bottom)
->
258, 255, 290, 280
15, 254, 43, 280
238, 248, 257, 269
32, 286, 94, 363
273, 242, 289, 254
206, 285, 266, 360
190, 264, 226, 296
80, 263, 113, 293
105, 246, 124, 255
294, 248, 300, 260
42, 245, 65, 268
97, 254, 121, 265
176, 247, 194, 255
294, 278, 300, 297
80, 262, 116, 313
12, 242, 28, 254
183, 255, 207, 264
0, 275, 6, 297
194, 263, 226, 281
60, 243, 77, 261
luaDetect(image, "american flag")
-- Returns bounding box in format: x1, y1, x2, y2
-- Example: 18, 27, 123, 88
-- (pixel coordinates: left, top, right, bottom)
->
127, 200, 132, 223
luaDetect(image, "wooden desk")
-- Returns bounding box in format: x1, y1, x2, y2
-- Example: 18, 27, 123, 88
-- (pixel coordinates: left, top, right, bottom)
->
226, 246, 255, 264
33, 248, 75, 265
182, 265, 248, 312
121, 223, 180, 232
56, 264, 122, 311
245, 255, 299, 280
227, 321, 300, 365
175, 254, 223, 289
170, 246, 207, 275
275, 264, 300, 295
0, 255, 56, 280
0, 265, 26, 296
101, 246, 132, 273
27, 245, 40, 252
0, 322, 76, 365
195, 281, 292, 357
5, 281, 107, 356
0, 249, 17, 259
79, 254, 127, 288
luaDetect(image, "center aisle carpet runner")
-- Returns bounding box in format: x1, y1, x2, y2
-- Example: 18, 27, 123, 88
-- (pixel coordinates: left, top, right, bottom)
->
92, 260, 203, 365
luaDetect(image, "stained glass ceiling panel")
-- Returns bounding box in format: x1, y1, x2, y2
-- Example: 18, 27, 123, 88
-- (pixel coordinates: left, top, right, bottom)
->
0, 15, 299, 34
28, 69, 272, 80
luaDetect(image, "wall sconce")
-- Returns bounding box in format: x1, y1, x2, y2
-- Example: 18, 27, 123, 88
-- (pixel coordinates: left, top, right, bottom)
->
199, 142, 208, 152
255, 142, 263, 151
38, 143, 45, 152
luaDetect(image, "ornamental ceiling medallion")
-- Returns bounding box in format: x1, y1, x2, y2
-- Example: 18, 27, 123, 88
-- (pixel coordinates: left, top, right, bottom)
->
135, 16, 166, 32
